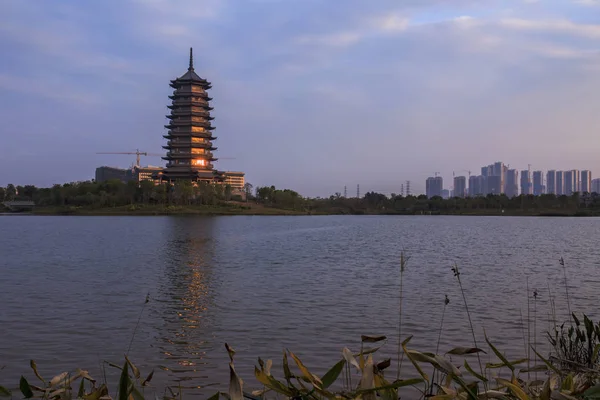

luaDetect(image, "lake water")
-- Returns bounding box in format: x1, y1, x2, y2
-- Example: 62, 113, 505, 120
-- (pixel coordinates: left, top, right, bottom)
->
0, 215, 598, 397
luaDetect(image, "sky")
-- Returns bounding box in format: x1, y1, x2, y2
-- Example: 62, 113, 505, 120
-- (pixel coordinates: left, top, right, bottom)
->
1, 0, 600, 196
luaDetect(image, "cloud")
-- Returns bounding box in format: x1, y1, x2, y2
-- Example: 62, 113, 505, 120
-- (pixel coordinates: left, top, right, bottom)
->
573, 0, 599, 5
2, 0, 600, 195
499, 18, 600, 38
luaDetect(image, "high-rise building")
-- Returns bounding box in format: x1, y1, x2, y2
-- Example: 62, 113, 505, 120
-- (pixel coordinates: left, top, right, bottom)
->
505, 169, 519, 198
520, 169, 531, 195
556, 171, 565, 195
441, 189, 450, 199
564, 170, 580, 195
581, 170, 592, 193
469, 175, 483, 197
162, 48, 222, 182
426, 176, 443, 198
592, 178, 600, 194
453, 176, 466, 198
546, 170, 556, 194
479, 161, 505, 195
533, 171, 544, 195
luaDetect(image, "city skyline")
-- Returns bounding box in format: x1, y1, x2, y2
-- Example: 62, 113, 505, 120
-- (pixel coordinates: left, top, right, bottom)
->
424, 162, 596, 198
2, 1, 600, 197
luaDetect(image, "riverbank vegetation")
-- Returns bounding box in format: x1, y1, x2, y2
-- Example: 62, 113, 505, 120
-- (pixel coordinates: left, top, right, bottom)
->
3, 258, 600, 399
1, 181, 600, 216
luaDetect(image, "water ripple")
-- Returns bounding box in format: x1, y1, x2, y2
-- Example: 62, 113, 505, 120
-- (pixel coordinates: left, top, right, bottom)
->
1, 215, 599, 397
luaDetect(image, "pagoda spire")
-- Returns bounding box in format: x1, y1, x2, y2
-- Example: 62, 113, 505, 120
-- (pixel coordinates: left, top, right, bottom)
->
189, 47, 194, 70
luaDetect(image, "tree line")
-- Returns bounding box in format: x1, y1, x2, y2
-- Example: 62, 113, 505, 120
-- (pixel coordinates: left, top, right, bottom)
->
0, 181, 253, 208
1, 181, 599, 215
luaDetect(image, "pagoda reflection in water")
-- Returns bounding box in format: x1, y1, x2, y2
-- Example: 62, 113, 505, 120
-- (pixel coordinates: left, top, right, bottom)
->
150, 218, 221, 391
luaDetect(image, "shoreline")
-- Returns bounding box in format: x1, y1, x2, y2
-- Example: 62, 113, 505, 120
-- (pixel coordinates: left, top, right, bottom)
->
2, 206, 594, 217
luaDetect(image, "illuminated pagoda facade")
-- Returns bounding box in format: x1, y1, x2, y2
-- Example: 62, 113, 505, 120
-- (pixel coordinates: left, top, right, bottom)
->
161, 48, 224, 182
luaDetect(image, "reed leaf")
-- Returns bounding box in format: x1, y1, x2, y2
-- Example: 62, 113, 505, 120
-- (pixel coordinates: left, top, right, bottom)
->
464, 359, 487, 382
376, 358, 391, 371
321, 359, 345, 389
531, 346, 562, 376
228, 362, 243, 400
496, 378, 529, 400
361, 335, 387, 343
254, 367, 293, 397
29, 360, 45, 384
117, 361, 129, 400
125, 356, 140, 380
358, 355, 375, 400
49, 372, 68, 387
289, 351, 323, 387
206, 392, 220, 400
342, 347, 361, 371
401, 342, 429, 383
78, 378, 86, 398
20, 376, 33, 399
520, 365, 548, 373
451, 375, 477, 400
447, 347, 487, 356
583, 383, 600, 399
225, 343, 236, 363
354, 378, 424, 394
486, 358, 528, 369
282, 351, 293, 386
485, 334, 515, 372
142, 370, 154, 386
130, 385, 145, 400
0, 386, 10, 398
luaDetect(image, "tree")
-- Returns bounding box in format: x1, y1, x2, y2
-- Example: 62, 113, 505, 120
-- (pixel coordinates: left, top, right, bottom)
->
243, 182, 253, 202
5, 184, 16, 201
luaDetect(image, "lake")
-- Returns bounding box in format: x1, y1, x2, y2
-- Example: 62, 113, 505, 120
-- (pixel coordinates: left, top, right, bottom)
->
0, 215, 598, 396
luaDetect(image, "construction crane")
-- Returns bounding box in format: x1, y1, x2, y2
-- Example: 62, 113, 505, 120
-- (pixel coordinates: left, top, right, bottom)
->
96, 149, 162, 168
453, 169, 472, 178
96, 149, 236, 167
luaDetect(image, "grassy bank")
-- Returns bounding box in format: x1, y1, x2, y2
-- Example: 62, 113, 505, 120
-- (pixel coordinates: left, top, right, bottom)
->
30, 202, 313, 216
17, 205, 600, 217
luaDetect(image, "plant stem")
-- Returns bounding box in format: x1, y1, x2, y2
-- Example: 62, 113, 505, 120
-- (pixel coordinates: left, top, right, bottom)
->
527, 277, 531, 382
127, 293, 150, 356
452, 264, 487, 392
560, 257, 572, 321
397, 251, 409, 380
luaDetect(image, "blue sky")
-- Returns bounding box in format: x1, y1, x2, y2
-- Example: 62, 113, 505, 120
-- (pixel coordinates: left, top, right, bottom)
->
1, 0, 600, 196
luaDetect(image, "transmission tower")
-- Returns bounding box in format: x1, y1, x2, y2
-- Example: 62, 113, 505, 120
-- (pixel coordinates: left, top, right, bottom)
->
344, 186, 347, 198
406, 181, 411, 196
356, 184, 360, 199
400, 183, 404, 196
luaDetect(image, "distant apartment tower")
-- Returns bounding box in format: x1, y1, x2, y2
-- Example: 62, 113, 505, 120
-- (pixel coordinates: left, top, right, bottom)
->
533, 171, 545, 196
505, 169, 519, 198
468, 175, 483, 197
546, 170, 556, 194
426, 176, 443, 198
556, 171, 565, 195
520, 169, 532, 195
592, 178, 600, 194
564, 170, 580, 195
479, 161, 506, 195
441, 189, 450, 199
453, 176, 467, 198
581, 170, 592, 193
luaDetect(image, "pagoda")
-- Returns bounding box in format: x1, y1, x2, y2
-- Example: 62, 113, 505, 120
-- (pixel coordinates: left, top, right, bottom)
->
161, 48, 224, 182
